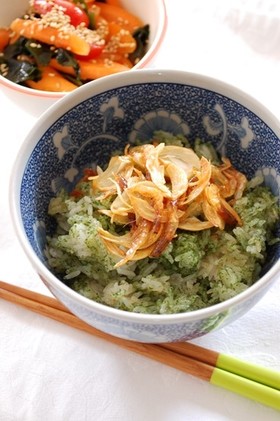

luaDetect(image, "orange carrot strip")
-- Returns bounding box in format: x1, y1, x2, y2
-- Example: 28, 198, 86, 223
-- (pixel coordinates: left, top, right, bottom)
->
50, 57, 130, 80
74, 0, 95, 5
0, 28, 10, 51
26, 66, 77, 92
100, 52, 133, 68
106, 0, 123, 6
9, 32, 21, 44
67, 0, 95, 3
107, 21, 136, 54
95, 2, 143, 33
78, 58, 130, 78
49, 58, 77, 76
95, 14, 109, 41
10, 18, 90, 55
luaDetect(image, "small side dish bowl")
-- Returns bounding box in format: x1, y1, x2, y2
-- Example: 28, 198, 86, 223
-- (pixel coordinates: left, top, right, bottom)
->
10, 69, 280, 343
0, 0, 167, 115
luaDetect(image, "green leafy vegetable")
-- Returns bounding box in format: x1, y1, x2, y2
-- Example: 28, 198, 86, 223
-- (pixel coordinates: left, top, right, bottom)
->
60, 72, 83, 87
129, 25, 150, 65
3, 36, 27, 59
0, 36, 82, 86
55, 48, 80, 76
87, 10, 96, 30
25, 39, 53, 66
72, 0, 96, 29
1, 36, 48, 83
0, 57, 41, 84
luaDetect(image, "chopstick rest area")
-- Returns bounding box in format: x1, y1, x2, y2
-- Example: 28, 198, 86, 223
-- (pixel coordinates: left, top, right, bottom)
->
0, 280, 279, 412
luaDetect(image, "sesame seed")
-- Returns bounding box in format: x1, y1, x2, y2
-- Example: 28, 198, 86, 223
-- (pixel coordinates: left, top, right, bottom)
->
119, 42, 135, 48
18, 2, 125, 58
37, 4, 109, 47
116, 17, 129, 26
104, 58, 113, 67
120, 29, 129, 36
0, 63, 9, 77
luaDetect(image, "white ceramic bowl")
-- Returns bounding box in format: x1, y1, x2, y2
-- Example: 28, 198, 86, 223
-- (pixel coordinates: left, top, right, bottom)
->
10, 69, 280, 343
0, 0, 167, 115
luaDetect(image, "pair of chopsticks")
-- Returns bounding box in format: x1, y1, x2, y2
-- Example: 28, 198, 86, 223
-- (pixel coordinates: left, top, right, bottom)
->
0, 280, 280, 411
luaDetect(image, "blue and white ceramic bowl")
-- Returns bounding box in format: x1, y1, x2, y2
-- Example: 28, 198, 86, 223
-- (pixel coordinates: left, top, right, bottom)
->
10, 69, 280, 343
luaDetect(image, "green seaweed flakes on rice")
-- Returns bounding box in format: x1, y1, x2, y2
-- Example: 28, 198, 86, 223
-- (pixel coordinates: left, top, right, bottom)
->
45, 133, 280, 315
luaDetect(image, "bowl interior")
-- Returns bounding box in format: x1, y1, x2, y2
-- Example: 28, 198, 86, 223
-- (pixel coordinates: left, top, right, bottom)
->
18, 73, 280, 286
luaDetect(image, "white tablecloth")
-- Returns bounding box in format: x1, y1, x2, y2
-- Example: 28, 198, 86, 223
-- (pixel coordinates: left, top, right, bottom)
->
1, 1, 280, 420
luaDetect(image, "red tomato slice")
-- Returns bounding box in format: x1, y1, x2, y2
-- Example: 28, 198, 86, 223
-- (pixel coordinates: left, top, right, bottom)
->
33, 0, 90, 28
75, 44, 104, 60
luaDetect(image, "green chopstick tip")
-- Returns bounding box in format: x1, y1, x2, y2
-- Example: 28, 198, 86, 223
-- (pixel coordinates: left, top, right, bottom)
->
217, 353, 280, 391
210, 367, 280, 411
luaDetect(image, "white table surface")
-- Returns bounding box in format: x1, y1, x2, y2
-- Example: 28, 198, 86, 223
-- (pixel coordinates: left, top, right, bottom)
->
1, 1, 280, 420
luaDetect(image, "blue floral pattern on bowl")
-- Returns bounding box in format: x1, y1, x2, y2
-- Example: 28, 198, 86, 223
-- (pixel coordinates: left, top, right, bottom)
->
19, 78, 280, 342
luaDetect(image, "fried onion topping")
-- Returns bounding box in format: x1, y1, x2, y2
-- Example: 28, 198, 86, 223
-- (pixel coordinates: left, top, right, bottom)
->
89, 143, 247, 266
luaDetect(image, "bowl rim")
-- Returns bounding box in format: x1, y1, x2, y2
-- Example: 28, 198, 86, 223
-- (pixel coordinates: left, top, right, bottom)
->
9, 68, 280, 324
0, 0, 168, 100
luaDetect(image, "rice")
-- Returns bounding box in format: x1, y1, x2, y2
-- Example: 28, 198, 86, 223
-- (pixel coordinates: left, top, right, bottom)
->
45, 133, 280, 314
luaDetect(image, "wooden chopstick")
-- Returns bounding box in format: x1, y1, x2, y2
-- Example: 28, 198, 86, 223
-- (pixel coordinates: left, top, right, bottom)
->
0, 281, 213, 381
161, 342, 280, 391
0, 280, 280, 411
